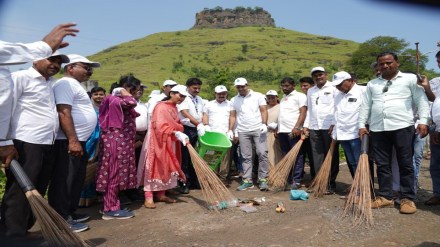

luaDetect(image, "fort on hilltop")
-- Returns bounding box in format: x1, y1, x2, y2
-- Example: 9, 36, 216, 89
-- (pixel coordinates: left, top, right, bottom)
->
191, 6, 275, 29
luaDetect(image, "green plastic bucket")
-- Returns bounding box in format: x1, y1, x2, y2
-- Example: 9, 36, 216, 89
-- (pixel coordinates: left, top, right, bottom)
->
198, 131, 232, 170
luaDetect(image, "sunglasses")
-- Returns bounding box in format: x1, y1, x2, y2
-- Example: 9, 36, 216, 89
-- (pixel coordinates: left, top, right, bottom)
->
73, 63, 93, 72
382, 80, 392, 93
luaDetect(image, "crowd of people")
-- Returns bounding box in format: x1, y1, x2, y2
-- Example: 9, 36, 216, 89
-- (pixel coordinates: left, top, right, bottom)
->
1, 23, 440, 240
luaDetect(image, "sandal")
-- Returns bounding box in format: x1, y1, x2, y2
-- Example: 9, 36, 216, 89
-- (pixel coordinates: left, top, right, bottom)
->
144, 201, 156, 209
424, 196, 440, 206
156, 196, 177, 203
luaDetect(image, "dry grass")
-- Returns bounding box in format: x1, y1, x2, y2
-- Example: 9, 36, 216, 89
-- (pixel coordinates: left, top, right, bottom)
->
268, 137, 305, 191
308, 140, 336, 198
187, 144, 236, 208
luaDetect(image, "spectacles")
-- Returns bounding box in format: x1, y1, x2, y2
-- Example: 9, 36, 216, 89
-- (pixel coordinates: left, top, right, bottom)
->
74, 63, 93, 72
382, 80, 392, 93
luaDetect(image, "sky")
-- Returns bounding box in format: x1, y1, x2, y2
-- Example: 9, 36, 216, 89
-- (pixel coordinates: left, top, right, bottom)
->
1, 0, 439, 71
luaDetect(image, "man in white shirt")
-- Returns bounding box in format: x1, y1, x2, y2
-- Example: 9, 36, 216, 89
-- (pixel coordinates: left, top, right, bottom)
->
331, 71, 365, 178
0, 52, 68, 237
0, 23, 79, 168
48, 54, 100, 232
358, 52, 429, 214
177, 77, 206, 193
202, 85, 232, 178
303, 67, 339, 194
228, 77, 269, 191
146, 79, 178, 124
425, 50, 440, 206
277, 77, 307, 189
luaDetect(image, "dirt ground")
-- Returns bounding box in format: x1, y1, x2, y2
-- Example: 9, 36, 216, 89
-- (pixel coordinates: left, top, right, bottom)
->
2, 159, 440, 247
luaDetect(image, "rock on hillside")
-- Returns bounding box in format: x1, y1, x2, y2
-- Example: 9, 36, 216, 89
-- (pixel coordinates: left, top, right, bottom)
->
192, 6, 275, 29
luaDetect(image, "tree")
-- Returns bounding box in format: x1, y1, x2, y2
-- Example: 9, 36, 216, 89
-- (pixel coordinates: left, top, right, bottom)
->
347, 36, 428, 81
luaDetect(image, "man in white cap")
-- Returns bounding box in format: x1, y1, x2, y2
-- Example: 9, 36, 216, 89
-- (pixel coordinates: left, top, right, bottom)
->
331, 71, 365, 178
228, 77, 269, 191
302, 66, 339, 194
0, 23, 79, 169
0, 52, 69, 237
277, 77, 307, 189
146, 80, 178, 125
202, 85, 232, 178
48, 54, 100, 232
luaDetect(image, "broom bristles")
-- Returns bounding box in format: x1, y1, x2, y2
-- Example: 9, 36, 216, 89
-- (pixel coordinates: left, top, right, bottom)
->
187, 144, 236, 208
25, 190, 91, 247
309, 140, 336, 198
268, 139, 304, 191
342, 154, 374, 227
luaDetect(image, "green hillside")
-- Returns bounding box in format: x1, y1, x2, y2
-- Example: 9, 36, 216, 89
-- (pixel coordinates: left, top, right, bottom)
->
88, 27, 359, 99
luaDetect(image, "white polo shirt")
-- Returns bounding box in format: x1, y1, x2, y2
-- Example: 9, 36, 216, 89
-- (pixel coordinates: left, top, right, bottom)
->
230, 90, 266, 132
8, 67, 59, 144
278, 90, 307, 133
333, 84, 365, 140
204, 99, 231, 133
303, 82, 338, 130
178, 94, 204, 127
135, 101, 148, 131
53, 77, 97, 141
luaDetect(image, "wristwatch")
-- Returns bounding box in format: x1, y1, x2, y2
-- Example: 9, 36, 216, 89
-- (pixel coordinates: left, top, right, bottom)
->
295, 127, 303, 131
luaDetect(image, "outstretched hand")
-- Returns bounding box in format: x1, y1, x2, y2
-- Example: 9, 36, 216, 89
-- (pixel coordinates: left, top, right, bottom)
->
42, 23, 79, 51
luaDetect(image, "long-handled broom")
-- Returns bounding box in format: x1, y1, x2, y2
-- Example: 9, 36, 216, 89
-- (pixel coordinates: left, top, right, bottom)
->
342, 134, 374, 227
186, 144, 237, 209
308, 140, 336, 198
268, 134, 306, 191
9, 160, 90, 247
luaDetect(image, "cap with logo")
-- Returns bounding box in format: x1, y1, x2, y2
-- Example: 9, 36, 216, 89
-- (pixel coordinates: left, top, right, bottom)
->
234, 77, 248, 86
37, 51, 69, 63
266, 90, 278, 96
170, 84, 189, 97
310, 66, 325, 75
331, 71, 352, 86
163, 80, 178, 87
65, 54, 100, 67
215, 85, 228, 93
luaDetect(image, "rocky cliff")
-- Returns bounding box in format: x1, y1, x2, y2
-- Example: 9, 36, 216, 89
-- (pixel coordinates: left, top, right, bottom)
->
192, 7, 275, 29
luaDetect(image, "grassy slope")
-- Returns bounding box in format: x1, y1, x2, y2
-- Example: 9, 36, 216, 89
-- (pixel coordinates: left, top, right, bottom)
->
88, 27, 359, 98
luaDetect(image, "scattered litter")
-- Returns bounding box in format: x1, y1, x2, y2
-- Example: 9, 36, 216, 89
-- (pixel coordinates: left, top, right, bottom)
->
276, 202, 286, 213
290, 190, 309, 201
240, 203, 258, 213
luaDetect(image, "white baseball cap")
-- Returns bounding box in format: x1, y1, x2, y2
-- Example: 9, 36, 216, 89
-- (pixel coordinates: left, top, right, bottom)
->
163, 80, 178, 86
234, 77, 248, 86
331, 71, 352, 86
266, 90, 278, 96
215, 85, 228, 93
36, 51, 69, 63
65, 54, 100, 67
311, 66, 325, 75
170, 84, 189, 97
148, 89, 161, 98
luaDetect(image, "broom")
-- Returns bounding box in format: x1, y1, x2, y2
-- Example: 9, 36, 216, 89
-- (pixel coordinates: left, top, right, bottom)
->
9, 160, 90, 247
308, 140, 336, 198
342, 134, 374, 227
186, 144, 237, 209
268, 134, 306, 191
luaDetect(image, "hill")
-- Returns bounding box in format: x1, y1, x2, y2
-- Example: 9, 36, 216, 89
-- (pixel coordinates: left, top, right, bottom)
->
88, 27, 359, 99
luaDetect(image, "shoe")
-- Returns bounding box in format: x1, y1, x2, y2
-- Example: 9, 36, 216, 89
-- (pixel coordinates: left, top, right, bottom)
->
371, 196, 394, 209
290, 183, 301, 190
144, 201, 156, 209
259, 179, 269, 191
400, 199, 417, 214
155, 196, 177, 203
102, 209, 135, 220
237, 180, 254, 191
424, 196, 440, 206
66, 216, 89, 233
72, 213, 90, 223
179, 184, 190, 194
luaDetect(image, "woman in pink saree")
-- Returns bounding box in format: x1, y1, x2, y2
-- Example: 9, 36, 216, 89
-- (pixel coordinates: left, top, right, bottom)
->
138, 85, 190, 209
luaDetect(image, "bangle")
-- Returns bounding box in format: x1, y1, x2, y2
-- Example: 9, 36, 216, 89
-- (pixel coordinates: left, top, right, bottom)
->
296, 127, 303, 130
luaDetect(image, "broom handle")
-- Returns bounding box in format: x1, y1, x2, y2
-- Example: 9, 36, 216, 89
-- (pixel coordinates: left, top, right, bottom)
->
9, 159, 36, 192
360, 134, 369, 155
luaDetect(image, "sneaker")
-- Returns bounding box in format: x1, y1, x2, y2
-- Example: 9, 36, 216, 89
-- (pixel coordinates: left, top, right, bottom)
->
424, 196, 440, 206
371, 196, 394, 209
102, 209, 135, 220
400, 199, 417, 214
66, 216, 89, 233
237, 180, 254, 191
72, 213, 90, 223
259, 179, 269, 191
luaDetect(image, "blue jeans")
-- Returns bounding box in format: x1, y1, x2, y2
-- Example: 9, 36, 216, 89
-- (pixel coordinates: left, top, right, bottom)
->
278, 133, 305, 184
430, 134, 440, 197
413, 133, 427, 192
340, 138, 361, 178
